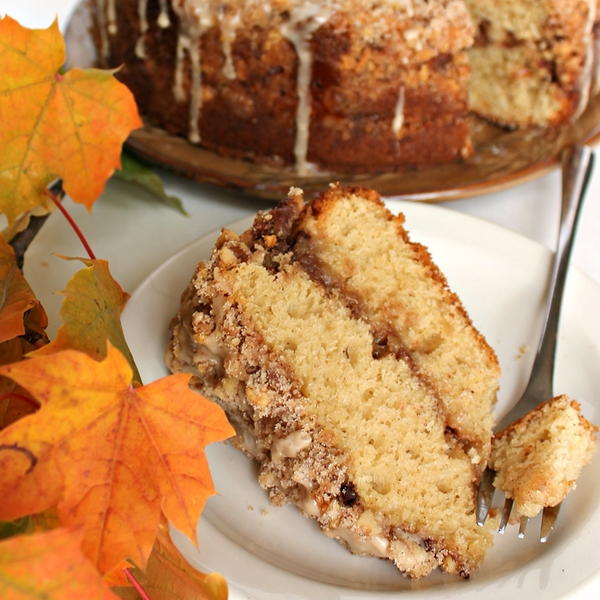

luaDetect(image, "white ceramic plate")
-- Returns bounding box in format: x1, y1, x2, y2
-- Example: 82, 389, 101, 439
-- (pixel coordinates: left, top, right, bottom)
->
122, 199, 600, 599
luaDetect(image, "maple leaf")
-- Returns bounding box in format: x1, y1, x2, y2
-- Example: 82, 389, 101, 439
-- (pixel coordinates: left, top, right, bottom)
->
0, 528, 118, 599
0, 233, 48, 430
0, 344, 235, 579
31, 257, 141, 384
0, 17, 142, 223
0, 234, 47, 344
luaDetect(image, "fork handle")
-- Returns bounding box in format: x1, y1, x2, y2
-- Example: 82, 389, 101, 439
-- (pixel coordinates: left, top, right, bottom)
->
498, 146, 595, 430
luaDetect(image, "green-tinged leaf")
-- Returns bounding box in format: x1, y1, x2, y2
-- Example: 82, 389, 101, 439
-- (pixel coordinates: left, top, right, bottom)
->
30, 257, 141, 384
116, 152, 188, 216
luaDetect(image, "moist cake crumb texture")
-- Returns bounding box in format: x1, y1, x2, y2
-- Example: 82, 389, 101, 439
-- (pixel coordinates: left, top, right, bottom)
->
167, 185, 501, 578
491, 394, 597, 519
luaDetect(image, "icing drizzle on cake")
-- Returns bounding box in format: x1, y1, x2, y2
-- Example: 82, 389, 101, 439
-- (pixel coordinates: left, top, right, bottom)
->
134, 0, 149, 58
96, 0, 345, 171
280, 3, 334, 174
392, 86, 406, 136
106, 0, 118, 35
158, 0, 171, 28
218, 5, 240, 80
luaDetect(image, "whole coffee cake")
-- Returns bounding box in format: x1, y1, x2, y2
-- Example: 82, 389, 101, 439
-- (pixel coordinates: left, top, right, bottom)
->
91, 0, 599, 172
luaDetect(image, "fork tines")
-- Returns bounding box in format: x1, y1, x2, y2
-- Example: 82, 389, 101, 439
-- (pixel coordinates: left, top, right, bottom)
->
477, 467, 562, 542
475, 467, 495, 527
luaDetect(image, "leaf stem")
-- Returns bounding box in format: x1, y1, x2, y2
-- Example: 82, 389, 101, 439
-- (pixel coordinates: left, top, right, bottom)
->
45, 186, 96, 260
123, 568, 152, 600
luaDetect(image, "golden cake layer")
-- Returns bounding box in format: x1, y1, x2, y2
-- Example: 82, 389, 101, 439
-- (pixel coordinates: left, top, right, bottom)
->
166, 186, 500, 578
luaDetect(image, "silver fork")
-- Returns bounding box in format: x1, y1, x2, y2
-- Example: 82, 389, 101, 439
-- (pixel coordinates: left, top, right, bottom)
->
476, 144, 595, 542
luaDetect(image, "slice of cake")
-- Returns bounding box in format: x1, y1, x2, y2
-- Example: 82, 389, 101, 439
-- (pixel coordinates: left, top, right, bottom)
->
490, 395, 597, 518
167, 185, 500, 578
465, 0, 598, 127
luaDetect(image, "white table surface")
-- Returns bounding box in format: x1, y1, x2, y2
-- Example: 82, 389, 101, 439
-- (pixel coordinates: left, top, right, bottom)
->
2, 2, 599, 598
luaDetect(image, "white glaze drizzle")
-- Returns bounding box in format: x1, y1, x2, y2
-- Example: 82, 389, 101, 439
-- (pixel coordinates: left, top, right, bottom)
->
271, 430, 312, 464
173, 33, 190, 102
219, 7, 240, 79
95, 0, 110, 62
299, 494, 320, 518
280, 3, 334, 174
158, 0, 171, 28
392, 86, 405, 136
107, 0, 118, 35
187, 27, 204, 143
170, 3, 217, 144
135, 0, 149, 59
330, 526, 389, 558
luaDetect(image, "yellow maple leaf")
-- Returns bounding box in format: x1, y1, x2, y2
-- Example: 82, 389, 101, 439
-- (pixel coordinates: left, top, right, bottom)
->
0, 16, 142, 223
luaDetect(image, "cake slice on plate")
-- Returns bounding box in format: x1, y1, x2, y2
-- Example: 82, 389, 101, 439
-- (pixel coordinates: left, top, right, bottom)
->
167, 185, 500, 578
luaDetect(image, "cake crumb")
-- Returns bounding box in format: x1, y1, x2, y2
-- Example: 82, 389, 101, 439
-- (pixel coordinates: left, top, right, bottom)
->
260, 509, 268, 517
515, 344, 529, 359
491, 395, 597, 518
247, 505, 254, 511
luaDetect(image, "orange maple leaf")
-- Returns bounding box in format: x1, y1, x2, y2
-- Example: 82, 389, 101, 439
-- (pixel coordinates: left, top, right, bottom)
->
0, 528, 118, 599
0, 16, 142, 223
0, 234, 47, 344
0, 344, 234, 578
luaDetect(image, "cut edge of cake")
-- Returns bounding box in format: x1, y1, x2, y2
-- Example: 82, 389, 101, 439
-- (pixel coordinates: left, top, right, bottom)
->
465, 0, 598, 127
